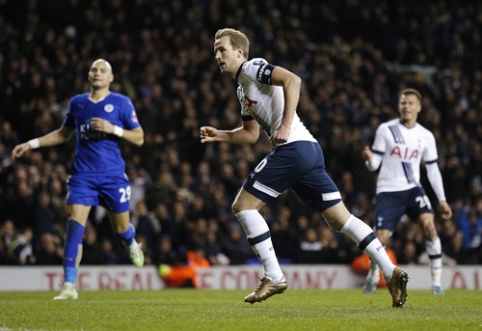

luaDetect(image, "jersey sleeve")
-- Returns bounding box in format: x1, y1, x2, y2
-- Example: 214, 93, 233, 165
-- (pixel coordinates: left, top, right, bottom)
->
243, 58, 276, 85
120, 96, 141, 130
371, 124, 387, 154
62, 99, 76, 128
423, 131, 438, 163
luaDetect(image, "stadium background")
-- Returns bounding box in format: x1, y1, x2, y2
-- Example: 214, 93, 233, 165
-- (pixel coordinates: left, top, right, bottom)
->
0, 0, 481, 274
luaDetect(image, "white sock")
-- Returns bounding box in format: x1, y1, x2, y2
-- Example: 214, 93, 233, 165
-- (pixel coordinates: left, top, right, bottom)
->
341, 215, 396, 282
235, 210, 283, 281
426, 237, 442, 287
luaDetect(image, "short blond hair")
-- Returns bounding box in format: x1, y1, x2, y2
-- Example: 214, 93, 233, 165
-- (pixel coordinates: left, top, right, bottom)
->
215, 28, 250, 58
400, 88, 422, 102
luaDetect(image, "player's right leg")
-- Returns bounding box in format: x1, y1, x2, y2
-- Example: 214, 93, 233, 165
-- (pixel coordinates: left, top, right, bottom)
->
54, 204, 91, 300
232, 189, 287, 304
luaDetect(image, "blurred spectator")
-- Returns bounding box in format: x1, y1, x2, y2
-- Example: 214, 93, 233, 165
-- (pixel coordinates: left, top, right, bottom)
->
296, 227, 324, 264
454, 204, 482, 263
221, 224, 256, 265
7, 228, 34, 265
203, 230, 229, 266
155, 235, 182, 267
35, 232, 63, 265
33, 190, 56, 250
131, 200, 162, 250
98, 238, 119, 265
271, 207, 298, 263
398, 241, 419, 265
81, 223, 102, 265
445, 230, 479, 265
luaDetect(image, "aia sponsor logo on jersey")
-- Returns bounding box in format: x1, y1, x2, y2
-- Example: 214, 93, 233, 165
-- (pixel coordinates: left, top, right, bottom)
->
390, 146, 419, 160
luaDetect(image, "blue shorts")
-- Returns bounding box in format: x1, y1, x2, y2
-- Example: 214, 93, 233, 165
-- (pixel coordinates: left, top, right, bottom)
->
66, 173, 131, 213
374, 186, 434, 231
243, 141, 341, 212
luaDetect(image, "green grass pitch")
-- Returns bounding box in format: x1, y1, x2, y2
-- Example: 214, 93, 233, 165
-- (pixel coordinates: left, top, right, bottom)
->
0, 289, 480, 331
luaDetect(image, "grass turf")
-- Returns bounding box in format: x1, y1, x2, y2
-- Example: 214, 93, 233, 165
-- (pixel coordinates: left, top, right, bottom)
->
0, 289, 480, 331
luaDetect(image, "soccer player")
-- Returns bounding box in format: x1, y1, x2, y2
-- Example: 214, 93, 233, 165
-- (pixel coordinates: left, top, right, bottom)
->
362, 88, 453, 295
200, 28, 408, 307
11, 59, 145, 300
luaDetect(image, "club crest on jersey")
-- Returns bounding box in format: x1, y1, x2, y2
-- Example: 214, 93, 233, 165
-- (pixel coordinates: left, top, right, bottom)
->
104, 104, 114, 113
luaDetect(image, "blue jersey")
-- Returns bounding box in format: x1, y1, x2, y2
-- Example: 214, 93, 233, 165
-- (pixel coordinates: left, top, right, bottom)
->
63, 92, 141, 175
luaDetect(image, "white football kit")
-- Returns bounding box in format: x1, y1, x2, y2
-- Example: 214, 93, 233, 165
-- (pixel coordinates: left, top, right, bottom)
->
364, 120, 445, 295
369, 118, 445, 202
236, 58, 316, 146
236, 58, 341, 211
231, 59, 404, 301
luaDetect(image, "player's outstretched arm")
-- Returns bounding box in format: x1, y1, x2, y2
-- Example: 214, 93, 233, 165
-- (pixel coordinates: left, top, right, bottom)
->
200, 120, 259, 144
90, 117, 144, 146
200, 126, 221, 143
11, 126, 75, 159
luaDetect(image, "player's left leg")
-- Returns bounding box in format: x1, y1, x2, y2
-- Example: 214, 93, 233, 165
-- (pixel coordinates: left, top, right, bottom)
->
408, 187, 442, 294
418, 212, 444, 295
101, 174, 144, 267
108, 211, 144, 267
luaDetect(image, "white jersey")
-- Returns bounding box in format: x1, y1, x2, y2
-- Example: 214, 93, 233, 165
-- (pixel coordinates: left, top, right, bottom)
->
236, 58, 316, 146
371, 118, 439, 193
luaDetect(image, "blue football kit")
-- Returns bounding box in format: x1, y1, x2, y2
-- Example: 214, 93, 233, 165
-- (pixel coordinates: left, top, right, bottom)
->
63, 92, 140, 212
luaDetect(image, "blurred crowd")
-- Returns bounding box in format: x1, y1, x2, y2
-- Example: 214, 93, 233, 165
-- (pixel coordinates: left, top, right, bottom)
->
1, 0, 481, 269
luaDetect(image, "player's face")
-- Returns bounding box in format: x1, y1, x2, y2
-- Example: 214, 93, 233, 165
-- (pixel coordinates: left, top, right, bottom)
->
88, 60, 113, 89
214, 36, 240, 76
398, 94, 421, 126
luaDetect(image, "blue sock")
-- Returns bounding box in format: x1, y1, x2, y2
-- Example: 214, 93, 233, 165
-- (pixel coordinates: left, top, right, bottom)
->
63, 220, 85, 284
118, 223, 135, 246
